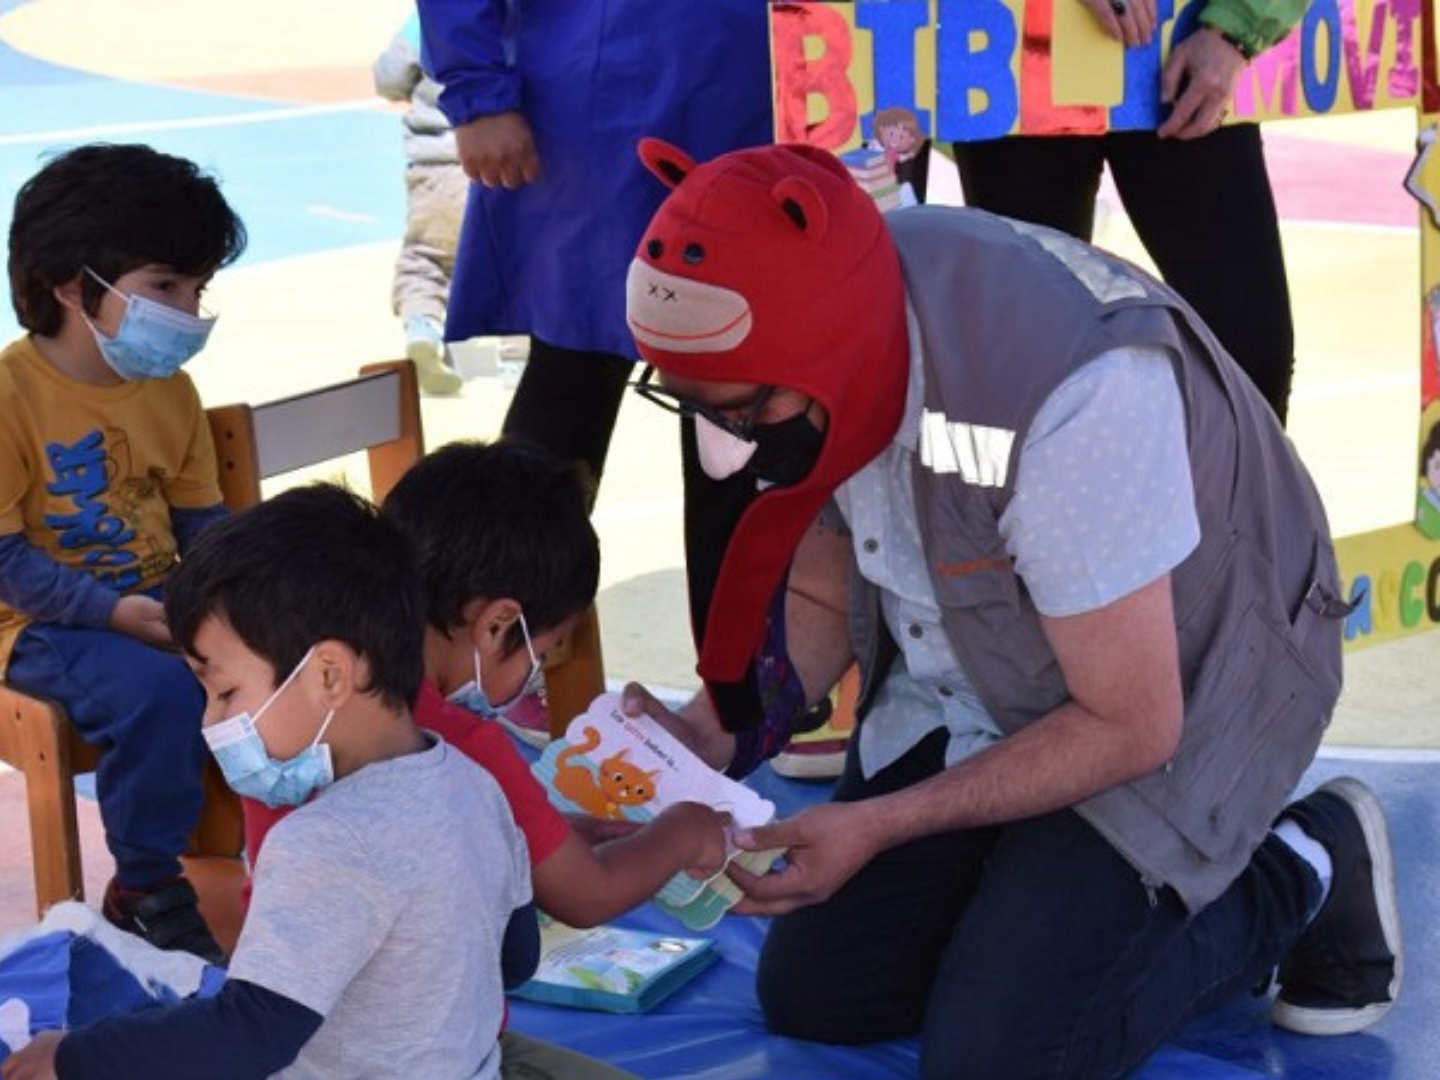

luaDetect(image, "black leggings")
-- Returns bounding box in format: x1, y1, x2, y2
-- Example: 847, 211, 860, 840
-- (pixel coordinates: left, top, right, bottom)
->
953, 124, 1295, 424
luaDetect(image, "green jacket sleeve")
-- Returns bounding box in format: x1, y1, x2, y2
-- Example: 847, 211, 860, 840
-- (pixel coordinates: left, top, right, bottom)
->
1198, 0, 1309, 57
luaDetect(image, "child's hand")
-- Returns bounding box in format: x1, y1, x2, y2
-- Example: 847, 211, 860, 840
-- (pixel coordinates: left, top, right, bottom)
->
1, 1030, 63, 1080
661, 801, 732, 879
109, 594, 172, 647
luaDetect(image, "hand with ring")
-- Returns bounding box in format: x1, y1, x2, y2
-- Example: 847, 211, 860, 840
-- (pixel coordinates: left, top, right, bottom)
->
1083, 0, 1158, 47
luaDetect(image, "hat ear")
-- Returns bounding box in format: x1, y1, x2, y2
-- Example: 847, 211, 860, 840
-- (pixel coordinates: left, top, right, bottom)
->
771, 175, 828, 241
638, 137, 696, 190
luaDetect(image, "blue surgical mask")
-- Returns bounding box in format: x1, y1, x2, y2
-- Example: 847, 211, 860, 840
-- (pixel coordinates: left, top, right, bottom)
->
447, 612, 543, 719
84, 268, 216, 380
202, 646, 338, 808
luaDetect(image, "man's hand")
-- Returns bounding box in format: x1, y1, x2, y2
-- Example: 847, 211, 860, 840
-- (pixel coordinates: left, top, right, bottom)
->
1158, 28, 1247, 139
109, 594, 171, 648
1077, 0, 1158, 48
620, 682, 736, 771
455, 111, 541, 189
1, 1030, 63, 1080
727, 803, 878, 916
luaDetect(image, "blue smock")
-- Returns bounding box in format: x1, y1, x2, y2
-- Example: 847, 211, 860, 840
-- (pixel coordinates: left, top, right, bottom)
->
418, 0, 776, 357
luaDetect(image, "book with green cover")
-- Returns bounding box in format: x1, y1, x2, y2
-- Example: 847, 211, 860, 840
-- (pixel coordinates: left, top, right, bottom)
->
510, 915, 718, 1014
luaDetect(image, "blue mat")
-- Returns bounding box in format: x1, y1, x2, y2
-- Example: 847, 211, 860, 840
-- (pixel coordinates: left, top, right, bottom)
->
508, 752, 1438, 1080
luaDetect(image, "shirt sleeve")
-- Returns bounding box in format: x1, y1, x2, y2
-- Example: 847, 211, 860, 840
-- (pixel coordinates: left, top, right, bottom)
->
54, 979, 321, 1080
415, 0, 519, 126
162, 375, 224, 511
0, 532, 118, 629
999, 347, 1200, 617
170, 504, 228, 557
501, 902, 540, 990
1198, 0, 1306, 58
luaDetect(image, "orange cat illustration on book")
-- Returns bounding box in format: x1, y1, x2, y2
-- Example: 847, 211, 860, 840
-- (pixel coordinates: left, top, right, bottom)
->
553, 725, 661, 820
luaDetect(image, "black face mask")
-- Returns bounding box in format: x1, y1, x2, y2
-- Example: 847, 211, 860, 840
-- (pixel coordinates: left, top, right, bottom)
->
745, 411, 825, 488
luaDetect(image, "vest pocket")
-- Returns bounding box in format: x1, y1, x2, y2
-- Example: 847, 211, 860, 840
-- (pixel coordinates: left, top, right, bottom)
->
1134, 600, 1332, 863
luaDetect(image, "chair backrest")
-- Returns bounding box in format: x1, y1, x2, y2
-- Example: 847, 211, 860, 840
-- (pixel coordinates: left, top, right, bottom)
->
207, 360, 423, 510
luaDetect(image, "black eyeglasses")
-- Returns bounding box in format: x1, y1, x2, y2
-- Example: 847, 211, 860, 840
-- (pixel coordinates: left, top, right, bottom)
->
629, 364, 777, 442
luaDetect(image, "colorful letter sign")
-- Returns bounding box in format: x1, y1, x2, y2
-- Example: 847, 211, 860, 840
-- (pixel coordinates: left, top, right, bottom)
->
769, 0, 1438, 649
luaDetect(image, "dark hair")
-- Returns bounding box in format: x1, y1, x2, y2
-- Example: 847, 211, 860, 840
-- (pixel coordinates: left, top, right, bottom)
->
381, 440, 600, 656
165, 484, 424, 710
8, 143, 247, 335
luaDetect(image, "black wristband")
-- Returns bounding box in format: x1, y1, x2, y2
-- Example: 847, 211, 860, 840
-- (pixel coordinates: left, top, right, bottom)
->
1215, 28, 1258, 59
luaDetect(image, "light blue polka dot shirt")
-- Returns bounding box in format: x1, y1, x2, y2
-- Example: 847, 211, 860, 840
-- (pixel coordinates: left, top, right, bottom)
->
834, 307, 1201, 779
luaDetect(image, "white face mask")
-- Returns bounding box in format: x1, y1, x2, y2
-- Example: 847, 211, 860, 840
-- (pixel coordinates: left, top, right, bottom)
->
694, 414, 758, 481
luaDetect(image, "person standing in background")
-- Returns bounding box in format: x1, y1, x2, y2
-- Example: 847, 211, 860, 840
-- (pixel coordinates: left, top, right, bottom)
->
374, 10, 467, 396
952, 0, 1302, 423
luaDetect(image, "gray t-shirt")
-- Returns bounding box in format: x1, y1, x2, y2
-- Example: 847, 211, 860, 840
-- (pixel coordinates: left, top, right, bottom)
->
229, 734, 530, 1080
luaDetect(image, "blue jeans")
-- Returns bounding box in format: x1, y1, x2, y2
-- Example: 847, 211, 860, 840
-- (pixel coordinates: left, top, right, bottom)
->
756, 729, 1322, 1080
8, 622, 207, 888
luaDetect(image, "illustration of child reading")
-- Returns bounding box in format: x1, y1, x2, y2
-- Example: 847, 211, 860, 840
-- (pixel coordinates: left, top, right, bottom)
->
1417, 417, 1440, 539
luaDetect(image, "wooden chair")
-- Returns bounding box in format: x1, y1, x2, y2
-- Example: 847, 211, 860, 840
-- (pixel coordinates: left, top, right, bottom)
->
0, 360, 425, 919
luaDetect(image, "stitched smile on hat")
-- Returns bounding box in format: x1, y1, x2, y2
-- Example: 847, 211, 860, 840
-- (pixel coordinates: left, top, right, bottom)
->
626, 261, 753, 353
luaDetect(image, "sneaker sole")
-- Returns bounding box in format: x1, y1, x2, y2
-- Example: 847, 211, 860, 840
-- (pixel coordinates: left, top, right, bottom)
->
406, 340, 464, 396
770, 739, 848, 780
1272, 777, 1404, 1036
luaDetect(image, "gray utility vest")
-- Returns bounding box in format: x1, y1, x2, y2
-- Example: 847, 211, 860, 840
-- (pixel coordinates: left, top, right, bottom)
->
854, 206, 1346, 910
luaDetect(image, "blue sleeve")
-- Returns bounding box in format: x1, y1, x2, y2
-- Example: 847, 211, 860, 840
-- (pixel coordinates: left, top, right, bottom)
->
171, 504, 228, 557
414, 0, 520, 126
0, 532, 116, 630
55, 979, 321, 1080
502, 902, 540, 990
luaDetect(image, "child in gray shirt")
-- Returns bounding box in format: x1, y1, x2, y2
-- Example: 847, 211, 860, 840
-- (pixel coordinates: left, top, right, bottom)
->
2, 484, 534, 1080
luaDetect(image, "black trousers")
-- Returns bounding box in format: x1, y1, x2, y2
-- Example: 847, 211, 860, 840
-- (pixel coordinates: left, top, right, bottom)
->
757, 730, 1321, 1080
501, 337, 758, 646
952, 124, 1295, 424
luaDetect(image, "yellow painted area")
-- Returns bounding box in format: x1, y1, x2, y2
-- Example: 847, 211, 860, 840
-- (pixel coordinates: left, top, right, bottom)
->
0, 0, 410, 86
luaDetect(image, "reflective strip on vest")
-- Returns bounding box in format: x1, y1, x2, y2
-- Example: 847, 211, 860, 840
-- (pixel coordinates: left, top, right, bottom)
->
919, 411, 1016, 487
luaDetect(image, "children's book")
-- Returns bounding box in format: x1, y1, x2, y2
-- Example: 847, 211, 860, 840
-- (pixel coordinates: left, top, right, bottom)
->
532, 693, 784, 930
509, 914, 717, 1014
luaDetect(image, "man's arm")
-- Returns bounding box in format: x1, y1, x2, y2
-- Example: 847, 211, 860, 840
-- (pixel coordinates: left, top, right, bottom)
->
732, 573, 1183, 914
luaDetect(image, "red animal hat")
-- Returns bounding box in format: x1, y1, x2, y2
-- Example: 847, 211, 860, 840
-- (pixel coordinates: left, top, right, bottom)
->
627, 139, 909, 693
